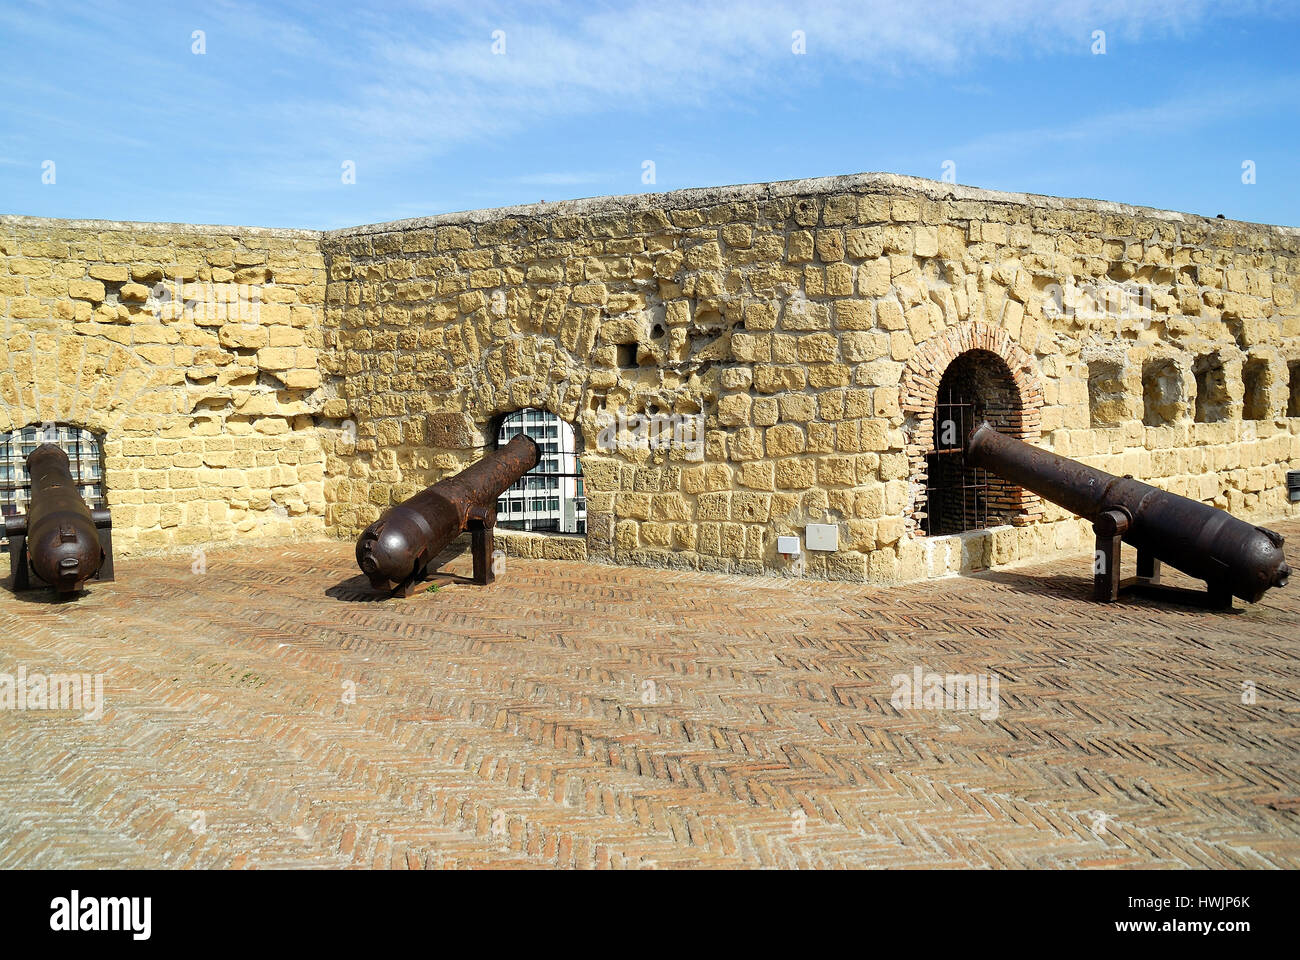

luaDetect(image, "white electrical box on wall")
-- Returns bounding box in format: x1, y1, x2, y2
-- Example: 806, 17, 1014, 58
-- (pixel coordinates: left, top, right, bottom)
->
805, 523, 839, 551
776, 535, 801, 556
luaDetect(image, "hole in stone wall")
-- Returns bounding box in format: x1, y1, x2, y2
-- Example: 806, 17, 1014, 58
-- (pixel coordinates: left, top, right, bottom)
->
1087, 360, 1125, 427
493, 408, 586, 535
1142, 358, 1183, 426
921, 349, 1023, 536
1193, 353, 1229, 423
1242, 358, 1271, 421
1288, 361, 1300, 417
615, 343, 638, 369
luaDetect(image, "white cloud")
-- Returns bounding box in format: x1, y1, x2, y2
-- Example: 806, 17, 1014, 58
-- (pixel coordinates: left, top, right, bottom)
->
2, 0, 1291, 210
283, 0, 1261, 168
948, 82, 1299, 161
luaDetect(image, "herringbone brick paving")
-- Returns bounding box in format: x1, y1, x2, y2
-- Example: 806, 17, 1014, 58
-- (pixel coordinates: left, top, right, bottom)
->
1, 523, 1297, 869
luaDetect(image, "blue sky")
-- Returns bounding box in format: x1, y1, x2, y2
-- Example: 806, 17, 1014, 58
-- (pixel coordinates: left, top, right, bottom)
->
2, 0, 1298, 229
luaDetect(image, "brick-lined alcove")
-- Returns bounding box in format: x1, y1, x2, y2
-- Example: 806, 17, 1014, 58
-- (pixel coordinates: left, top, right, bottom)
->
900, 321, 1044, 537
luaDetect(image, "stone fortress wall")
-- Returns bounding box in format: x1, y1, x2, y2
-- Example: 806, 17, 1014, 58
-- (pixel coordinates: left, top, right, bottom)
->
4, 173, 1299, 582
0, 218, 328, 553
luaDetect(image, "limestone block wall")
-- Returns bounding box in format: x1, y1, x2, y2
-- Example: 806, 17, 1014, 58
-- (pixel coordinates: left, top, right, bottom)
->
0, 216, 328, 554
318, 174, 1300, 582
5, 174, 1299, 581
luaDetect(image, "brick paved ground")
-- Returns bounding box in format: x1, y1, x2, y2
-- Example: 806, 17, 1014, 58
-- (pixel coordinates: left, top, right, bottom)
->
1, 523, 1297, 869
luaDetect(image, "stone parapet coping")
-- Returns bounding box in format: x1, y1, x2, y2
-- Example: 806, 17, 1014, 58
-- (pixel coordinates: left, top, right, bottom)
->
324, 172, 1300, 239
8, 172, 1299, 239
0, 214, 320, 239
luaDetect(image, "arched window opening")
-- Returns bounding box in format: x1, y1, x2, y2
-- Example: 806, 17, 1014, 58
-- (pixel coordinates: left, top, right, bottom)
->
921, 350, 1023, 536
1288, 361, 1300, 418
494, 409, 585, 534
0, 424, 107, 545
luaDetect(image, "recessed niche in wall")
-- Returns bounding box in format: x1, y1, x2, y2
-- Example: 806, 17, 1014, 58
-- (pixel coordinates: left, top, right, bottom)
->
1242, 358, 1271, 422
1142, 359, 1183, 426
1193, 353, 1229, 423
1087, 360, 1125, 427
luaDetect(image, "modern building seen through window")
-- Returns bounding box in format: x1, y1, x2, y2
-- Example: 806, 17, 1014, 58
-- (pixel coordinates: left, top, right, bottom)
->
495, 409, 585, 534
0, 424, 107, 545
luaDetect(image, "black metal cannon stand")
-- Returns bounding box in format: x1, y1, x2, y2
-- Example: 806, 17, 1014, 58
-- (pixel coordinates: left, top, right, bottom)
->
4, 510, 114, 593
5, 516, 30, 592
1093, 508, 1232, 610
91, 509, 115, 583
393, 556, 431, 598
467, 506, 496, 586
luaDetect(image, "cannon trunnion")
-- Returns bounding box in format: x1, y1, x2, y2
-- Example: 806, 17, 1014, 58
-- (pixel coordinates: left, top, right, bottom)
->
355, 433, 540, 596
5, 443, 114, 595
965, 422, 1290, 608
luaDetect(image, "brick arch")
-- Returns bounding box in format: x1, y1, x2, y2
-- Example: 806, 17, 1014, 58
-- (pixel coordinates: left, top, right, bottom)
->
899, 321, 1044, 536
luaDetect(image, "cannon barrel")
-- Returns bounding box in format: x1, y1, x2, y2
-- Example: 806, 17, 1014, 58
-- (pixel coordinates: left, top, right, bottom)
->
966, 421, 1290, 604
15, 444, 107, 593
356, 433, 540, 593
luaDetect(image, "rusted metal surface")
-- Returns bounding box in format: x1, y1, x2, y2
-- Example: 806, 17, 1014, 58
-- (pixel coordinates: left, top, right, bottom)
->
6, 443, 113, 594
355, 433, 539, 595
967, 421, 1290, 606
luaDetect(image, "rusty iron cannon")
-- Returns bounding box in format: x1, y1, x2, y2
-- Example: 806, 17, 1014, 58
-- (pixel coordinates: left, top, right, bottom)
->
966, 421, 1290, 608
5, 443, 114, 595
355, 433, 539, 596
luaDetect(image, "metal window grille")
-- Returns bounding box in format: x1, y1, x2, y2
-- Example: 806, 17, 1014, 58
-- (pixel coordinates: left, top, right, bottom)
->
495, 409, 585, 534
0, 424, 107, 544
921, 390, 991, 536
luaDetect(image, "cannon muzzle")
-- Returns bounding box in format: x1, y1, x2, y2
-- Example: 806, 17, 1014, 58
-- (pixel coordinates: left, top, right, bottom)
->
966, 422, 1289, 606
6, 443, 114, 595
355, 433, 540, 595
